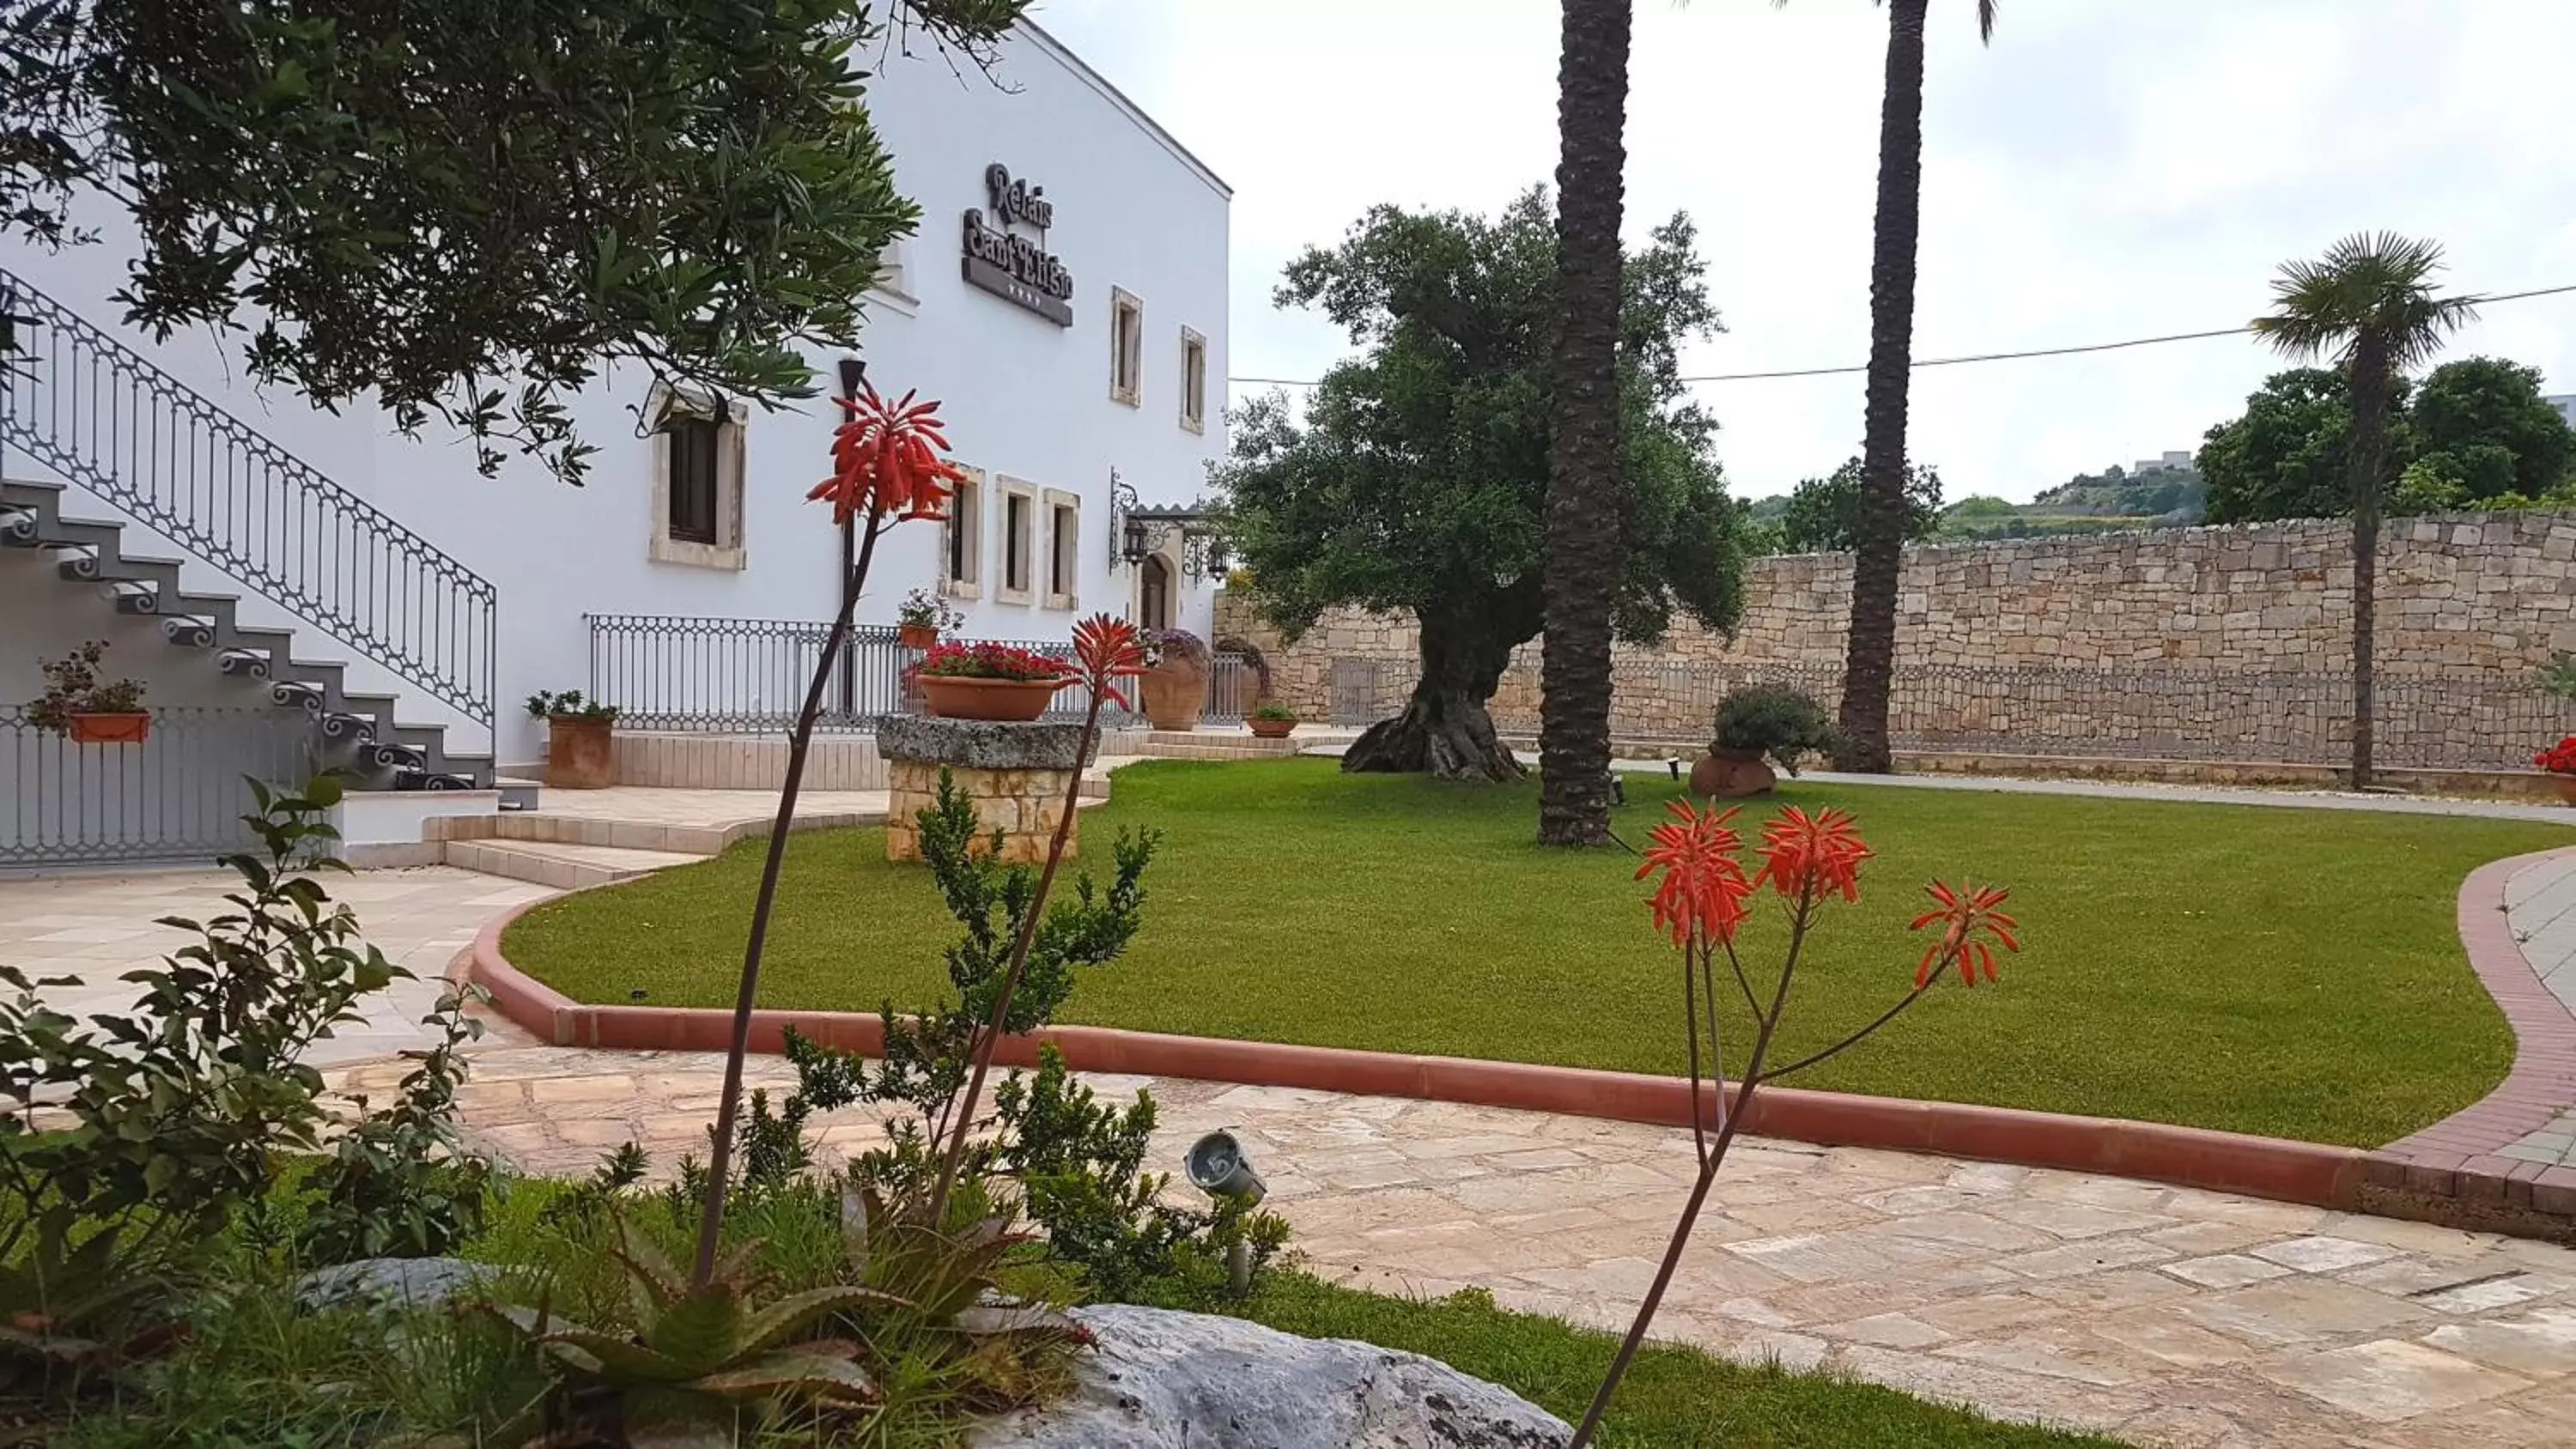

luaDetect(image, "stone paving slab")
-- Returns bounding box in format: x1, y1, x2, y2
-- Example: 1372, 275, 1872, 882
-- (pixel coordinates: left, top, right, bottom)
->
337, 1045, 2576, 1449
0, 866, 551, 1063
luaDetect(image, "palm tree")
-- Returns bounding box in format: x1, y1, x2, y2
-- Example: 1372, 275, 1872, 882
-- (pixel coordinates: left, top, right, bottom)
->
1825, 0, 1996, 773
2251, 233, 2476, 790
1536, 0, 1635, 846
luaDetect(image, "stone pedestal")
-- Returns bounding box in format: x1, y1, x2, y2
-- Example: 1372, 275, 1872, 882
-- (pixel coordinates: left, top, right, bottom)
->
878, 715, 1095, 864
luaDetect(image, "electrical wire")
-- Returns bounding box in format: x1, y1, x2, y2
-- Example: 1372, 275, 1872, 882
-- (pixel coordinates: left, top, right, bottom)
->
1226, 282, 2576, 390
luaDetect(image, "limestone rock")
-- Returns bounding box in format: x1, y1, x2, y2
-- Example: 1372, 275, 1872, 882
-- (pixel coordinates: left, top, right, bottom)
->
878, 715, 1096, 771
969, 1304, 1570, 1448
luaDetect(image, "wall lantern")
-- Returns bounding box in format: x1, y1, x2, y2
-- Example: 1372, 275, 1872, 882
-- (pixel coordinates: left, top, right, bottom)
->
1121, 515, 1152, 564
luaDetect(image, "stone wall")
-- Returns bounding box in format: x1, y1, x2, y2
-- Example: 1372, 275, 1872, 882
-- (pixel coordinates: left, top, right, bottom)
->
1213, 512, 2576, 768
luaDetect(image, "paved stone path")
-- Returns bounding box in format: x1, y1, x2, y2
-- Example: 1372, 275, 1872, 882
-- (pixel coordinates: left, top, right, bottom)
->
326, 1045, 2576, 1449
0, 865, 550, 1063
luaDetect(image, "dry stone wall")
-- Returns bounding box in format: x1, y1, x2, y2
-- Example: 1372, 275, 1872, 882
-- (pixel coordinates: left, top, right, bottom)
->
1214, 512, 2576, 767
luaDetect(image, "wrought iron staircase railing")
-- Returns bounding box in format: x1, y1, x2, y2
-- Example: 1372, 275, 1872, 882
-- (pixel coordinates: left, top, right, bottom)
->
0, 266, 495, 740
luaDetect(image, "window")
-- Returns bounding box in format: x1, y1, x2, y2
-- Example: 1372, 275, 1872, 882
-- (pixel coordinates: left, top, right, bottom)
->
1179, 327, 1207, 434
868, 237, 919, 314
942, 469, 984, 598
649, 388, 745, 570
999, 487, 1035, 603
666, 420, 720, 543
1109, 288, 1144, 406
1044, 489, 1080, 609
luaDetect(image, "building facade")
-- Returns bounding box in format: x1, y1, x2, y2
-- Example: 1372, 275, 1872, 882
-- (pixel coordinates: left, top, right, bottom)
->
2, 20, 1228, 861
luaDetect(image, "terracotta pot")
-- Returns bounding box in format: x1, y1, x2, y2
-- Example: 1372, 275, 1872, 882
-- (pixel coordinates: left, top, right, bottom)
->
546, 716, 617, 788
919, 675, 1063, 722
897, 622, 939, 651
1248, 716, 1297, 740
66, 712, 149, 745
1139, 666, 1206, 732
2555, 774, 2576, 806
1689, 745, 1777, 800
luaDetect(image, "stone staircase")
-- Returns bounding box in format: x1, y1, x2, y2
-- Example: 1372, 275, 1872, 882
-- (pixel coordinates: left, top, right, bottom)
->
2, 478, 505, 792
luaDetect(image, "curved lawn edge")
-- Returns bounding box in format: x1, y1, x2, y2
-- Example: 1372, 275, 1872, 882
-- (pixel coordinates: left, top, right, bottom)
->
2365, 846, 2576, 1222
468, 844, 2576, 1243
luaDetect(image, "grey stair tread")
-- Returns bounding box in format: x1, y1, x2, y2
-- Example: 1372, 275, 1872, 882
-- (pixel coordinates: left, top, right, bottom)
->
0, 479, 64, 495
100, 553, 188, 569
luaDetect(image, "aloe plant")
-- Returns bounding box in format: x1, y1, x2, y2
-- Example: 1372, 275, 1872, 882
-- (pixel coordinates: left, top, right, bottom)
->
480, 1220, 899, 1448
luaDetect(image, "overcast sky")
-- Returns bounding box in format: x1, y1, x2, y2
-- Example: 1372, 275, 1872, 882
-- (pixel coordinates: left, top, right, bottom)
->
1024, 0, 2576, 503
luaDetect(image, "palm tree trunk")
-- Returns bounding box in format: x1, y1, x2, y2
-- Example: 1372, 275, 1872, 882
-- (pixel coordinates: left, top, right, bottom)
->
1537, 0, 1633, 846
2348, 339, 2390, 791
1834, 0, 1930, 774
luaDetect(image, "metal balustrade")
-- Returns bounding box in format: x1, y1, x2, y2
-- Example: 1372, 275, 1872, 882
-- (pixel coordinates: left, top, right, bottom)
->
586, 614, 1257, 732
0, 707, 317, 866
0, 268, 496, 740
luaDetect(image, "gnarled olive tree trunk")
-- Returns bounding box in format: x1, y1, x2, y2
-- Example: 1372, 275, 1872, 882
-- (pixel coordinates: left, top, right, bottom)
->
1342, 607, 1527, 783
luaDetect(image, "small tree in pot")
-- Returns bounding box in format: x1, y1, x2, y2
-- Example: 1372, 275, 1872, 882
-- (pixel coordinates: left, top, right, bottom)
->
526, 689, 620, 789
1692, 684, 1836, 799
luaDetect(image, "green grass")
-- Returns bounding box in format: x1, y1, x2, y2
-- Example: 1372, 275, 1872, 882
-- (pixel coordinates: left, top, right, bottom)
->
505, 758, 2570, 1146
1224, 1271, 2121, 1447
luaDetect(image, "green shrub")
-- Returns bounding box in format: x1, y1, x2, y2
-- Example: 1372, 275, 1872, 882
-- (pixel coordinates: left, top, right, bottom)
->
1712, 685, 1838, 774
1250, 700, 1298, 723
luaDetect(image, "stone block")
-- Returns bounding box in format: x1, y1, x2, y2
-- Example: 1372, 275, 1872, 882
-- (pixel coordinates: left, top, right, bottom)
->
877, 716, 1096, 772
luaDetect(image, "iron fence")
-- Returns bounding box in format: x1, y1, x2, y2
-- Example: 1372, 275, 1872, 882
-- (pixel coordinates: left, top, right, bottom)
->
1, 707, 317, 867
586, 614, 1259, 732
1315, 656, 2576, 773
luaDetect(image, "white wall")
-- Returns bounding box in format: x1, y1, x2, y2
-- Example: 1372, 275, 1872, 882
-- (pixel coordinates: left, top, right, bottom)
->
3, 21, 1228, 768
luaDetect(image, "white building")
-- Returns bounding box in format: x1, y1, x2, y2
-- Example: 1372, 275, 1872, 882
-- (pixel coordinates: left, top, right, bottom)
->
2548, 395, 2575, 430
1, 21, 1230, 864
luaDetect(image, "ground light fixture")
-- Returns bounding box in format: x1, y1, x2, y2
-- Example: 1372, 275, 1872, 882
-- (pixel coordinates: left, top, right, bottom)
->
1184, 1130, 1266, 1293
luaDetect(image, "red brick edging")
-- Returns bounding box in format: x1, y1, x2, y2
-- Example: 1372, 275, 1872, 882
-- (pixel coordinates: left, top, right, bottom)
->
468, 900, 2379, 1217
2366, 846, 2576, 1224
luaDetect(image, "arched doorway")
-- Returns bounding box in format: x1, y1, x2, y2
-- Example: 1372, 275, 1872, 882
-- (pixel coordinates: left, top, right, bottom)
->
1139, 555, 1173, 631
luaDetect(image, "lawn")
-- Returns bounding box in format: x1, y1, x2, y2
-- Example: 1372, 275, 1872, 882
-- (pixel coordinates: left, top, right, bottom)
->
1226, 1272, 2119, 1447
504, 758, 2569, 1147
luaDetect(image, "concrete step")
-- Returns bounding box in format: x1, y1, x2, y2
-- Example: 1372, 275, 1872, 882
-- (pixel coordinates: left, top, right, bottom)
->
443, 839, 706, 890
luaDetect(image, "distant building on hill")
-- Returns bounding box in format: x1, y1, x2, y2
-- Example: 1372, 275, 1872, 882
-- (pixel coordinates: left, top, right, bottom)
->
2548, 394, 2575, 429
2133, 450, 2196, 475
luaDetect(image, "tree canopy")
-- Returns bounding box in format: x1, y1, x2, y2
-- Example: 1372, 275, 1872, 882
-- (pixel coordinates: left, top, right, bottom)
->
1215, 187, 1747, 779
2201, 357, 2573, 524
1775, 456, 1943, 554
0, 0, 1024, 482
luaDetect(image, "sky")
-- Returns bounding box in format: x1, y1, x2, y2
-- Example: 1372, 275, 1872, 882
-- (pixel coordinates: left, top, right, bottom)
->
1026, 0, 2576, 504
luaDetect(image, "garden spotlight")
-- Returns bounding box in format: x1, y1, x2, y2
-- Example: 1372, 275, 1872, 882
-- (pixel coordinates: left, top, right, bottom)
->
1185, 1130, 1266, 1293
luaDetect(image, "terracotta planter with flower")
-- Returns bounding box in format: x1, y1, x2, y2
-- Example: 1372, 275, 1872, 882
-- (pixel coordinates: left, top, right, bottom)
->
528, 690, 620, 788
914, 643, 1068, 722
26, 640, 149, 745
896, 587, 960, 652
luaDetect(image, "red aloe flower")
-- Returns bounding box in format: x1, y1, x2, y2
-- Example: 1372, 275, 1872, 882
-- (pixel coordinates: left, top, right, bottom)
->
1072, 615, 1151, 711
808, 382, 966, 524
1750, 806, 1871, 903
1636, 800, 1752, 948
1909, 880, 2022, 987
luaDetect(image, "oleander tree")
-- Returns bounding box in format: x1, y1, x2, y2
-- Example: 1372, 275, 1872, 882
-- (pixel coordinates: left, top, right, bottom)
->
1214, 189, 1749, 782
0, 0, 1024, 482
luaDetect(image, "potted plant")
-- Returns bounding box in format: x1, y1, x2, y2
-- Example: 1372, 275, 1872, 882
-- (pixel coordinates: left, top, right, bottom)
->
914, 643, 1069, 722
2536, 737, 2576, 804
528, 689, 620, 789
896, 587, 960, 651
1248, 700, 1298, 740
26, 640, 149, 744
1692, 684, 1838, 799
1139, 628, 1212, 732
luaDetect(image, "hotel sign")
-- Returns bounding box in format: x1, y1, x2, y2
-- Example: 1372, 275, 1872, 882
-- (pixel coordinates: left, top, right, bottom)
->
961, 162, 1074, 326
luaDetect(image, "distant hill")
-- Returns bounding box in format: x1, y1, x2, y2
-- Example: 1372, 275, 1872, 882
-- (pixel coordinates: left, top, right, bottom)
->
1940, 462, 2205, 541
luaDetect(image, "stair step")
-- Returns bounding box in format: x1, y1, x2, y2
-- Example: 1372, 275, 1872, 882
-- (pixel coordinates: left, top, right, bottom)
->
444, 839, 703, 889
